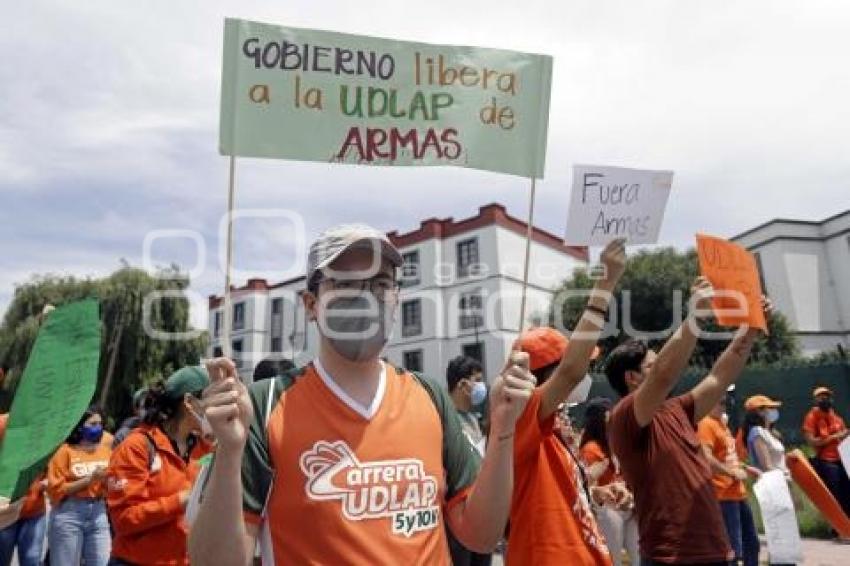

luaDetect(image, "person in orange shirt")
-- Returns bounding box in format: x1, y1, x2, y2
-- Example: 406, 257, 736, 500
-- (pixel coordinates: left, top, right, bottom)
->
107, 366, 213, 565
580, 397, 638, 566
190, 224, 537, 565
507, 238, 626, 566
803, 386, 850, 519
0, 414, 47, 566
698, 398, 760, 566
46, 405, 111, 566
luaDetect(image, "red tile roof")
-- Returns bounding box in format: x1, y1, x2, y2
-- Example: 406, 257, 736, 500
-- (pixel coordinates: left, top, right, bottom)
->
209, 203, 587, 309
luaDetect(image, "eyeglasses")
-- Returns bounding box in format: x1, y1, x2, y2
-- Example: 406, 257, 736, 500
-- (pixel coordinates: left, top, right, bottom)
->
319, 275, 400, 301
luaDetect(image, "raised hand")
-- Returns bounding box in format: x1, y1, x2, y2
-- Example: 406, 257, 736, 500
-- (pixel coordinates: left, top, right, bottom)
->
599, 238, 627, 285
488, 342, 536, 438
690, 276, 715, 317
202, 358, 253, 452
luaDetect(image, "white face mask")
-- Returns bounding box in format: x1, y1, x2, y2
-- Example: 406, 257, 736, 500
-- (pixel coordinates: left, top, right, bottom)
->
197, 414, 214, 438
566, 374, 593, 404
189, 403, 214, 438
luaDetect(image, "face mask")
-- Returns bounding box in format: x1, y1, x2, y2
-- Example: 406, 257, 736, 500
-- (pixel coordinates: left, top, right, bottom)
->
81, 424, 103, 444
764, 408, 779, 424
188, 402, 214, 438
470, 381, 487, 407
319, 295, 393, 362
566, 374, 593, 404
818, 399, 833, 411
197, 415, 213, 437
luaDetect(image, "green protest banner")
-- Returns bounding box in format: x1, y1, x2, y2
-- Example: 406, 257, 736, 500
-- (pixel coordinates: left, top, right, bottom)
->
0, 299, 101, 500
220, 18, 553, 178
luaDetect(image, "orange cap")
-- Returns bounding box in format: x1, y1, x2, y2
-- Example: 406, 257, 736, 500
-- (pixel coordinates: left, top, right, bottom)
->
813, 386, 833, 398
744, 394, 782, 412
518, 327, 600, 371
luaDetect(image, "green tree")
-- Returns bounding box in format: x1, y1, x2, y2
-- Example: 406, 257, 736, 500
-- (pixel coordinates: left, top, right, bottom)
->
0, 266, 207, 422
549, 247, 800, 369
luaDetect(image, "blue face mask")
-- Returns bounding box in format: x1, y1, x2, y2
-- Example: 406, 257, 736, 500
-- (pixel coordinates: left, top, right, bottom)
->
764, 408, 780, 424
80, 424, 104, 444
470, 381, 487, 407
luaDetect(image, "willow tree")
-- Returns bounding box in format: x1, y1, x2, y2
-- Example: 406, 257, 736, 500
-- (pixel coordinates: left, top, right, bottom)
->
0, 266, 207, 422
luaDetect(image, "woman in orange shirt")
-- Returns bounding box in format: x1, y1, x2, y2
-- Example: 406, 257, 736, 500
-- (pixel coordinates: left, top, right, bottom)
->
106, 366, 213, 566
47, 405, 112, 566
579, 397, 639, 566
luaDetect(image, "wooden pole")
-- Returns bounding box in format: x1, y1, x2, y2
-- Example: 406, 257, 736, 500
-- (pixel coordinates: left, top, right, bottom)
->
221, 155, 237, 359
518, 178, 537, 332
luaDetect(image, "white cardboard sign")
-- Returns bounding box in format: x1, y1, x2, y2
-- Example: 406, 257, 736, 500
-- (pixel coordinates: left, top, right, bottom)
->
839, 436, 850, 474
565, 165, 674, 245
753, 469, 803, 565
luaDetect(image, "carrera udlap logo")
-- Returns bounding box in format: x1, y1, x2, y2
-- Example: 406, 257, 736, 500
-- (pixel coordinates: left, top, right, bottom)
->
300, 440, 440, 537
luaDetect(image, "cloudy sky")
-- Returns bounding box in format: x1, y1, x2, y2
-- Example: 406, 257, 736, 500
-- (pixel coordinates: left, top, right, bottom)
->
3, 0, 848, 329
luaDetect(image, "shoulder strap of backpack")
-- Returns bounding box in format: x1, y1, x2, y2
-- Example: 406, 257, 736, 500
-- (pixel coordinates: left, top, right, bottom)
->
407, 369, 448, 430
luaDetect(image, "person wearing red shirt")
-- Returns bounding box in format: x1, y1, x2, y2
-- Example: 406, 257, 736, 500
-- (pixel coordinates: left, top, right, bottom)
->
605, 281, 770, 566
803, 386, 850, 519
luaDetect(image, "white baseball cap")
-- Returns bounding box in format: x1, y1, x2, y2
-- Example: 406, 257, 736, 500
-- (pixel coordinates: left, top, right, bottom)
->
306, 224, 403, 285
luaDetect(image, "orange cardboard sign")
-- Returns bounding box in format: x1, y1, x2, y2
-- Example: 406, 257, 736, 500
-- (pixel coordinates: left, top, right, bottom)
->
696, 234, 767, 331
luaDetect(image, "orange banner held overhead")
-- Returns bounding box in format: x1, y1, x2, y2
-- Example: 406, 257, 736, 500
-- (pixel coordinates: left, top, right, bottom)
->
695, 233, 767, 332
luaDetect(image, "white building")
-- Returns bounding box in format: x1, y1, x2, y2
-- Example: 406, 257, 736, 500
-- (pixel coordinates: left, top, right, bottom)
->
732, 210, 850, 355
208, 203, 588, 383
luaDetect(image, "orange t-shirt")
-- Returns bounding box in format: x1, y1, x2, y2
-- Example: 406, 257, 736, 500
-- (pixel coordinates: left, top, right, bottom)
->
18, 474, 47, 519
697, 416, 747, 501
507, 389, 611, 566
237, 363, 480, 565
47, 439, 112, 503
108, 424, 213, 565
802, 408, 847, 462
580, 440, 618, 487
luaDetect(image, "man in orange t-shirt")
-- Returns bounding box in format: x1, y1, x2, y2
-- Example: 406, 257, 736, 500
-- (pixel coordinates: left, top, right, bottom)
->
698, 398, 760, 566
190, 224, 538, 565
803, 386, 850, 518
508, 239, 625, 566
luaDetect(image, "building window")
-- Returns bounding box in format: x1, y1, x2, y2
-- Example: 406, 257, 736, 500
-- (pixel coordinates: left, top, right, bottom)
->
403, 350, 424, 373
457, 238, 480, 278
271, 298, 283, 315
753, 252, 768, 294
459, 289, 484, 329
462, 342, 485, 374
402, 299, 422, 337
233, 302, 246, 331
271, 337, 282, 353
214, 311, 222, 337
401, 251, 421, 287
232, 339, 244, 368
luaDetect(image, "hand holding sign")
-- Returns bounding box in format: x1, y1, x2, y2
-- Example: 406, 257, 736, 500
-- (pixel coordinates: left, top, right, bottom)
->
202, 358, 253, 452
489, 342, 536, 438
565, 165, 674, 245
695, 234, 767, 332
